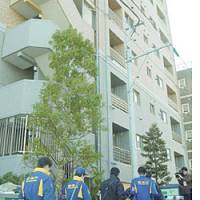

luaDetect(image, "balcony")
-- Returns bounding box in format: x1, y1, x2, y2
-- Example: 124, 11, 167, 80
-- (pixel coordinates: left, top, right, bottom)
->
112, 123, 130, 165
10, 0, 48, 19
112, 94, 128, 113
163, 56, 174, 75
187, 141, 192, 151
168, 98, 178, 111
171, 117, 182, 143
172, 132, 182, 144
109, 8, 123, 29
167, 85, 178, 111
113, 146, 131, 165
174, 152, 185, 171
2, 19, 58, 69
110, 47, 126, 69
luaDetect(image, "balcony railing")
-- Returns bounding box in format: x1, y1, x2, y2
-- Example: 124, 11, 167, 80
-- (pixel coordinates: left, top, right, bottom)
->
113, 146, 131, 165
0, 114, 28, 156
172, 132, 182, 144
109, 8, 123, 29
110, 47, 126, 69
168, 98, 178, 111
112, 94, 128, 113
187, 141, 192, 150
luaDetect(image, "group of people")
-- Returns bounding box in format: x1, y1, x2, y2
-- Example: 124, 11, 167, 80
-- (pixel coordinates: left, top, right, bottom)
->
19, 156, 191, 200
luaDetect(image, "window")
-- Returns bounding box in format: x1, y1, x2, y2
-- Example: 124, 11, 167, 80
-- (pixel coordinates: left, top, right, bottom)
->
160, 109, 167, 123
156, 75, 164, 88
149, 17, 157, 30
143, 34, 149, 44
125, 14, 134, 32
178, 79, 186, 88
141, 5, 145, 15
186, 130, 192, 141
189, 159, 192, 169
157, 6, 166, 24
182, 104, 190, 114
133, 90, 141, 105
150, 103, 156, 115
136, 135, 143, 150
147, 67, 152, 78
166, 148, 171, 160
132, 51, 138, 65
152, 44, 160, 58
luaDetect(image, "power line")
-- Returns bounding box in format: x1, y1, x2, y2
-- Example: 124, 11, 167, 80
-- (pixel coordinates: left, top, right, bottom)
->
93, 1, 176, 63
93, 1, 180, 100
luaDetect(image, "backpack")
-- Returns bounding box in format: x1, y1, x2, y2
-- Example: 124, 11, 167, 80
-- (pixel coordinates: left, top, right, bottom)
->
100, 178, 117, 200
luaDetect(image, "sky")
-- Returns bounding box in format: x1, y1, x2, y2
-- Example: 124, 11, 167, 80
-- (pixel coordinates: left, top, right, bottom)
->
167, 0, 199, 70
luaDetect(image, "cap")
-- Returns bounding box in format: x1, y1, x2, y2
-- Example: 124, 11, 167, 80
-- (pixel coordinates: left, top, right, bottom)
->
75, 167, 87, 176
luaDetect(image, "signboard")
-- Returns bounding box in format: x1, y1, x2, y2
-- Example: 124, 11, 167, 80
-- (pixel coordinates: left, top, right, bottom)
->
161, 187, 179, 197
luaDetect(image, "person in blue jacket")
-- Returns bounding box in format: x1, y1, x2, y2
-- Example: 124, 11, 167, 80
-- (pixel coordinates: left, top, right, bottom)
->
130, 166, 158, 200
20, 156, 55, 200
59, 167, 91, 200
146, 171, 165, 200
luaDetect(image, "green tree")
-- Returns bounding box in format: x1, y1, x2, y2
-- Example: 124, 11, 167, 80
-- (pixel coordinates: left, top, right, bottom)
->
142, 123, 172, 185
85, 167, 104, 199
24, 27, 102, 189
0, 172, 26, 185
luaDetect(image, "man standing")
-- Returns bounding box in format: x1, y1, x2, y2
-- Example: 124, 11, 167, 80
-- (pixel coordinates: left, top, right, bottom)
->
59, 167, 91, 200
21, 156, 55, 200
176, 167, 192, 200
130, 167, 158, 200
146, 171, 165, 200
100, 167, 127, 200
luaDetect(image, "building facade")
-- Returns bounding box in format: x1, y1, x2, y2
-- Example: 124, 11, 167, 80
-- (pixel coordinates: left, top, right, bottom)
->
177, 68, 192, 171
0, 0, 188, 183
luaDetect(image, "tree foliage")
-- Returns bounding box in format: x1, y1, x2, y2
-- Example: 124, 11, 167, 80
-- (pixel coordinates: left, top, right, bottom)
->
24, 27, 102, 188
142, 124, 172, 185
0, 172, 25, 185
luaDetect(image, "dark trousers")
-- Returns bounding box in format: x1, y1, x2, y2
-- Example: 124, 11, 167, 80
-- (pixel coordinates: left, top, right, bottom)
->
183, 193, 192, 200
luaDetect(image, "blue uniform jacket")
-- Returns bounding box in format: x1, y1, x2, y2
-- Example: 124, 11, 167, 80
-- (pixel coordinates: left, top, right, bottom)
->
59, 176, 91, 200
20, 168, 55, 200
130, 176, 158, 200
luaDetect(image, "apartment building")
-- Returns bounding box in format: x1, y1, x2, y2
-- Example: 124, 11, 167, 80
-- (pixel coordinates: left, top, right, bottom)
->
177, 68, 192, 171
0, 0, 187, 183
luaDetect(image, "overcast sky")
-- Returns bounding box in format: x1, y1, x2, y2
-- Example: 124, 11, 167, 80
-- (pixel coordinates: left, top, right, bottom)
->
167, 0, 199, 70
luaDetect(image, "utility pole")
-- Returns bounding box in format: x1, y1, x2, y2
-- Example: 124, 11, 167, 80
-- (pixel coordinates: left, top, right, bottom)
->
126, 30, 172, 177
125, 18, 144, 177
126, 45, 138, 177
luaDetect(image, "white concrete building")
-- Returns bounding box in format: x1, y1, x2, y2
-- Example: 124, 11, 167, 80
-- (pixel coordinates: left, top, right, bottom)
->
0, 0, 188, 184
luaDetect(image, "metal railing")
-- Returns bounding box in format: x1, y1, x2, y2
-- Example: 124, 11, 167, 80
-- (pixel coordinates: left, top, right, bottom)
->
0, 114, 28, 156
113, 146, 131, 165
172, 132, 182, 144
110, 47, 126, 69
111, 93, 128, 113
108, 8, 123, 29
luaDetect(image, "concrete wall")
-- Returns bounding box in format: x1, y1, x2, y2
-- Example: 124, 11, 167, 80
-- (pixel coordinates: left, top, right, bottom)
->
0, 155, 31, 175
0, 79, 44, 118
0, 25, 33, 87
